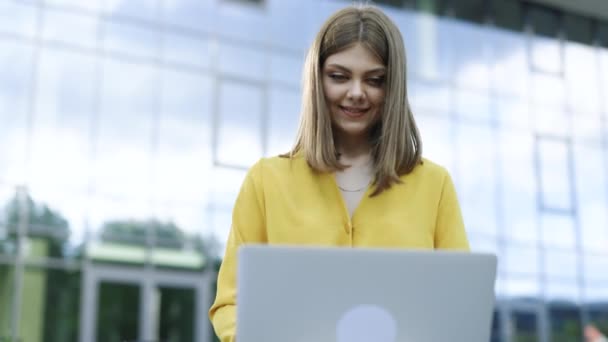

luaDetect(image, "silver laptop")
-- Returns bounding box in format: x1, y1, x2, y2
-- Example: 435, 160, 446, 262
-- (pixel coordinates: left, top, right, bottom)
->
237, 245, 497, 342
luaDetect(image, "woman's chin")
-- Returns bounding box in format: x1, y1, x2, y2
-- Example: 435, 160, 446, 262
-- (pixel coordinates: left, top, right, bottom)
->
334, 124, 371, 139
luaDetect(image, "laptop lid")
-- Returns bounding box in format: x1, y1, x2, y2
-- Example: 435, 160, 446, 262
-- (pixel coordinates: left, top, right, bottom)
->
237, 245, 497, 342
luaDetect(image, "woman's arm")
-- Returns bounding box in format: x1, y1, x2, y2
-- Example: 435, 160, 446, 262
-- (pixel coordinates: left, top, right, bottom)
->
209, 160, 267, 342
433, 169, 470, 250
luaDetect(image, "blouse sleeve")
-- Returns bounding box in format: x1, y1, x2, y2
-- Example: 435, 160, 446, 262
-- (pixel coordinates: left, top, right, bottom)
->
434, 169, 470, 250
208, 159, 267, 342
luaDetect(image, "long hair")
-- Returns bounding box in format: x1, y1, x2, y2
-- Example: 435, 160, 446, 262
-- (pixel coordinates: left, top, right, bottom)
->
287, 5, 422, 196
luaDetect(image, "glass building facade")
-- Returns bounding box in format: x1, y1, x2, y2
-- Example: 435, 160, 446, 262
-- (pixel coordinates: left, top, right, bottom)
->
0, 0, 607, 341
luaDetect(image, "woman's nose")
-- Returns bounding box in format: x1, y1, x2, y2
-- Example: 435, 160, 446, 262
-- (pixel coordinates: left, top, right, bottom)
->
347, 81, 364, 101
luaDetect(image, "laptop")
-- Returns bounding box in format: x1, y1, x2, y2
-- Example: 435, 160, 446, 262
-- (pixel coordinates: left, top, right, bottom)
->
237, 245, 497, 342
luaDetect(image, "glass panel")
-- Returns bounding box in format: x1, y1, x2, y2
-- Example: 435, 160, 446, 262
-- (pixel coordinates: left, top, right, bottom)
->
573, 114, 603, 144
89, 197, 152, 247
0, 265, 14, 339
268, 0, 319, 50
216, 2, 268, 44
41, 269, 81, 342
537, 138, 573, 211
269, 53, 303, 87
162, 0, 215, 33
495, 274, 506, 297
585, 283, 608, 305
103, 19, 160, 59
397, 11, 450, 81
218, 42, 266, 81
531, 36, 562, 74
96, 281, 140, 342
409, 80, 451, 115
152, 202, 209, 258
41, 7, 99, 49
584, 254, 608, 282
209, 207, 232, 253
1, 186, 20, 257
450, 21, 490, 89
157, 286, 195, 342
162, 32, 210, 70
468, 234, 499, 254
564, 42, 600, 115
489, 29, 529, 97
549, 304, 582, 342
210, 167, 246, 208
456, 124, 497, 236
601, 49, 608, 110
510, 309, 539, 342
588, 304, 608, 337
574, 144, 608, 253
0, 40, 33, 185
96, 60, 158, 200
505, 245, 539, 277
531, 72, 566, 109
496, 96, 531, 132
45, 0, 101, 12
216, 81, 263, 167
267, 87, 299, 157
454, 88, 491, 123
15, 266, 69, 342
416, 115, 453, 172
546, 280, 580, 302
22, 191, 82, 260
157, 70, 213, 203
491, 310, 501, 342
534, 105, 569, 137
0, 1, 38, 37
499, 130, 537, 243
30, 49, 96, 194
104, 0, 160, 21
540, 214, 575, 249
544, 250, 578, 279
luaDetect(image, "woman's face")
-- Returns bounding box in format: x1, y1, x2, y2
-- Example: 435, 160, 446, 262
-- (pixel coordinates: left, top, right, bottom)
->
322, 42, 386, 141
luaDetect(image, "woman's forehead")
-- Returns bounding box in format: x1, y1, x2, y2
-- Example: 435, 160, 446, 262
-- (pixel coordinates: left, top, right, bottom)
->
323, 43, 385, 72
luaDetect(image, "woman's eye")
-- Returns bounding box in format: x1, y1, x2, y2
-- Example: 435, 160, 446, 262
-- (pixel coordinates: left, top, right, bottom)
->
368, 77, 385, 87
329, 74, 347, 81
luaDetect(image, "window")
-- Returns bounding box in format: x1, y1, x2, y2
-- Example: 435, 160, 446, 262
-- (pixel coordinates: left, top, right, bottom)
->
564, 13, 593, 45
526, 4, 560, 38
536, 137, 574, 213
452, 0, 486, 24
222, 0, 264, 5
598, 22, 608, 47
215, 80, 264, 168
267, 87, 299, 157
490, 310, 502, 342
588, 304, 608, 336
491, 0, 523, 32
374, 0, 407, 8
549, 303, 582, 342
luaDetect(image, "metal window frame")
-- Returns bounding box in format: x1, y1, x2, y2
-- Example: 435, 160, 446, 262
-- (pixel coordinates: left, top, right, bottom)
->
79, 263, 215, 342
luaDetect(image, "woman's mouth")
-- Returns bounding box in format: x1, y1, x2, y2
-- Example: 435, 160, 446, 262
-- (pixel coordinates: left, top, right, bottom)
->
340, 105, 369, 119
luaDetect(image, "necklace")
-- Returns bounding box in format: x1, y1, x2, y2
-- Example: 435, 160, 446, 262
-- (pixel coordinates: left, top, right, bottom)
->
337, 182, 370, 192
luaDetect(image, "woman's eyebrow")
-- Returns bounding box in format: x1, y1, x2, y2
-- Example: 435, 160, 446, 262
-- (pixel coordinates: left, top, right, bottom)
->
325, 64, 386, 74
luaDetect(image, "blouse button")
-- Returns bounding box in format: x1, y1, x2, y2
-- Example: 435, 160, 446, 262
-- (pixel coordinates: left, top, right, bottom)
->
344, 223, 352, 234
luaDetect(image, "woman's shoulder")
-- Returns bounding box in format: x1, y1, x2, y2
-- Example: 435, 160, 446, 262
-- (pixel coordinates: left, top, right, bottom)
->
247, 153, 309, 180
406, 157, 451, 182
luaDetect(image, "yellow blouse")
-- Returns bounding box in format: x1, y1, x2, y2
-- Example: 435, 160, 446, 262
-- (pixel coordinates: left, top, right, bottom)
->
209, 155, 470, 342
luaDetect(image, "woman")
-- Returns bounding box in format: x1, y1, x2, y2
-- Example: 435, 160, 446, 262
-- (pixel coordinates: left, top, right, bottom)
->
209, 5, 469, 341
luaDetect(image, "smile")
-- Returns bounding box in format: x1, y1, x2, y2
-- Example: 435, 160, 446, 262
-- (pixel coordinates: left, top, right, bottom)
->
339, 106, 369, 118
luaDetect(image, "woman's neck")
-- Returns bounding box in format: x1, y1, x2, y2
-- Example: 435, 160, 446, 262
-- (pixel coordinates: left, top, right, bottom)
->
335, 134, 371, 165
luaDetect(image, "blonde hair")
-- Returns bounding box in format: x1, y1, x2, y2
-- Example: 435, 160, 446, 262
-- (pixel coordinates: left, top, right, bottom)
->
287, 4, 422, 196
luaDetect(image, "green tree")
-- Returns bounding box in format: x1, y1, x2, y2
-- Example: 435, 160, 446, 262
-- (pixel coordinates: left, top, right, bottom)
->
0, 190, 69, 258
100, 219, 185, 249
0, 191, 78, 342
